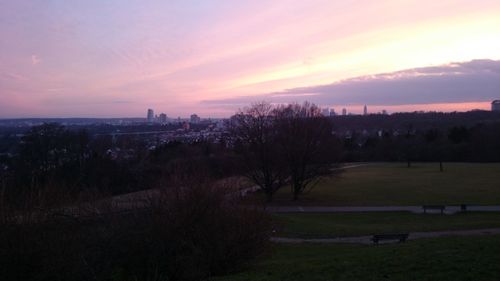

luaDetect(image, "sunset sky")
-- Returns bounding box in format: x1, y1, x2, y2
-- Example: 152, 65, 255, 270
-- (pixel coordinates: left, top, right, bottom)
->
1, 0, 500, 118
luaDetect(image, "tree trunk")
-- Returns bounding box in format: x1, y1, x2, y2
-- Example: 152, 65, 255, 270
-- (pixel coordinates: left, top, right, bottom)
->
266, 191, 273, 202
439, 161, 443, 172
292, 183, 299, 201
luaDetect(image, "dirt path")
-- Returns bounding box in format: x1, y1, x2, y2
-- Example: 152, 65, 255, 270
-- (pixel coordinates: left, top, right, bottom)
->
271, 228, 500, 245
266, 205, 500, 214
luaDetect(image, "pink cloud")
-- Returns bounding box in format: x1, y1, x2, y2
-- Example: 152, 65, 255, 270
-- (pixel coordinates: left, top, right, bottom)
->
31, 55, 41, 65
1, 1, 500, 117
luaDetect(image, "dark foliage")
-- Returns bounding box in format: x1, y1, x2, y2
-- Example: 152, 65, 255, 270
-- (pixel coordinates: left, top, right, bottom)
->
331, 110, 500, 165
229, 102, 342, 201
0, 178, 271, 281
341, 122, 500, 164
1, 123, 241, 205
274, 102, 341, 200
227, 102, 286, 201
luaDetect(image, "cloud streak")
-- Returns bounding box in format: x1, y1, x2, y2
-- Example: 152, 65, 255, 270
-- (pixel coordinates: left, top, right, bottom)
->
1, 1, 500, 117
203, 60, 500, 107
31, 55, 41, 65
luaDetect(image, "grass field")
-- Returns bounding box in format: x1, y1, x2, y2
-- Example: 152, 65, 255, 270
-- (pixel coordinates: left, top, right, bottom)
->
273, 212, 500, 238
264, 163, 500, 205
226, 163, 500, 280
216, 235, 500, 281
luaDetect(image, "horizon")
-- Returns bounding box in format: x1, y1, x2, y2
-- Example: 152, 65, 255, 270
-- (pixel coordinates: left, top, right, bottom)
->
0, 99, 495, 119
1, 1, 500, 118
0, 104, 497, 120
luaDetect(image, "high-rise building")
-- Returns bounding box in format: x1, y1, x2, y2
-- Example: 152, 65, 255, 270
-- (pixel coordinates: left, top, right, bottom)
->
329, 108, 336, 116
321, 108, 330, 117
492, 100, 500, 111
363, 105, 368, 115
147, 109, 154, 123
190, 114, 201, 123
159, 113, 167, 123
342, 108, 347, 116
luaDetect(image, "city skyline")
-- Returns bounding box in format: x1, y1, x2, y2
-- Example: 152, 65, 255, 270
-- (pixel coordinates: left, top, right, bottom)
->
1, 1, 500, 118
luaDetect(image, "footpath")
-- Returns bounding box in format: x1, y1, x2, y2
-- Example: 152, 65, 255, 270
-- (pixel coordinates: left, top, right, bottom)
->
266, 205, 500, 214
271, 228, 500, 245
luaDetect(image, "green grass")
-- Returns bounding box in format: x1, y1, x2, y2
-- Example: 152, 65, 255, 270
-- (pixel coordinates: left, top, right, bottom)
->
222, 163, 500, 280
215, 236, 500, 281
265, 163, 500, 205
274, 212, 500, 238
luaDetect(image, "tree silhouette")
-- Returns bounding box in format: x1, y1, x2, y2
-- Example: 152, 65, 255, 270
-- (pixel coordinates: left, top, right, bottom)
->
274, 102, 341, 200
227, 102, 285, 201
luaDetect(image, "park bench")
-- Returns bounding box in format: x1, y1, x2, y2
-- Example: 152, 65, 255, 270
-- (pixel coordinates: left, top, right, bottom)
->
422, 205, 445, 214
372, 233, 409, 244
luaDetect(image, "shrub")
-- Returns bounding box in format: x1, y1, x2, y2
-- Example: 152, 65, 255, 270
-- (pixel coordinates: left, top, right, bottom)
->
0, 177, 271, 281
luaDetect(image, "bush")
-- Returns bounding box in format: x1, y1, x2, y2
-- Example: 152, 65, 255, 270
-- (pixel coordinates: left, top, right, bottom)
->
0, 178, 271, 281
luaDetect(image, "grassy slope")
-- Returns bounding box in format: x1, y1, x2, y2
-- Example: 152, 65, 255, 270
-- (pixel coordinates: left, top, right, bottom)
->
222, 163, 500, 280
216, 236, 500, 281
267, 163, 500, 205
274, 212, 500, 238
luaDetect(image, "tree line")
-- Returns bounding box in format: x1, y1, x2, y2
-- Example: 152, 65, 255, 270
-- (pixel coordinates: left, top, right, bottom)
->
2, 105, 500, 207
341, 122, 500, 165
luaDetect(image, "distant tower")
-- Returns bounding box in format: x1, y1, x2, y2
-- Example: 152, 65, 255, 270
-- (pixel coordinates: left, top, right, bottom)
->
330, 108, 336, 116
159, 113, 167, 123
342, 108, 347, 116
363, 105, 368, 115
190, 114, 201, 123
492, 100, 500, 111
147, 109, 154, 123
321, 108, 330, 117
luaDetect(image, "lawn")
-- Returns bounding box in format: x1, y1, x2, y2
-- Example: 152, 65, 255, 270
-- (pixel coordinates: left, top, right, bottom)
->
215, 235, 500, 281
273, 212, 500, 238
264, 163, 500, 205
220, 163, 500, 281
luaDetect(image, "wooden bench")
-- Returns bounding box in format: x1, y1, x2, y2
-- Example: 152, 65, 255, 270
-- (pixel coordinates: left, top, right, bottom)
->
460, 204, 467, 212
422, 205, 445, 214
372, 233, 409, 244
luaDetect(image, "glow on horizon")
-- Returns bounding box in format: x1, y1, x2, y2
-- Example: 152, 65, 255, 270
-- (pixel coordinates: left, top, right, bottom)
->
1, 0, 500, 118
228, 13, 500, 90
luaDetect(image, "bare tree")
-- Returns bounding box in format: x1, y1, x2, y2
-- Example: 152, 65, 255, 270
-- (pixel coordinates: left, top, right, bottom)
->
227, 102, 285, 201
404, 124, 415, 168
274, 102, 341, 200
424, 128, 445, 172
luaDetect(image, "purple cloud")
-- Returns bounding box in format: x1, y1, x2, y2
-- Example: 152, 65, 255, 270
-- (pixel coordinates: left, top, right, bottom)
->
203, 59, 500, 107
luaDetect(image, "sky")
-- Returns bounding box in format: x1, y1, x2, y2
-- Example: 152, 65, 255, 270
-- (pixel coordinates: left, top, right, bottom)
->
1, 0, 500, 118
